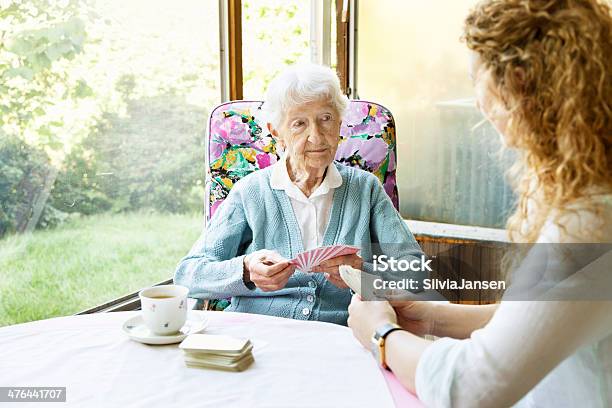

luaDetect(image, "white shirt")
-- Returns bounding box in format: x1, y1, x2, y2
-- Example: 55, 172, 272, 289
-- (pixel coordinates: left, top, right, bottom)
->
270, 155, 342, 251
415, 195, 612, 407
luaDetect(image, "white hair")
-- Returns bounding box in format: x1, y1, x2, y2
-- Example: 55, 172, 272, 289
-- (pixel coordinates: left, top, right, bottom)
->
262, 63, 349, 129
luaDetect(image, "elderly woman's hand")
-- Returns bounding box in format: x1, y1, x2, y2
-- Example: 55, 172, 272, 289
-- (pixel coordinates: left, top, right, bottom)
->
347, 294, 398, 348
244, 250, 296, 292
312, 254, 362, 289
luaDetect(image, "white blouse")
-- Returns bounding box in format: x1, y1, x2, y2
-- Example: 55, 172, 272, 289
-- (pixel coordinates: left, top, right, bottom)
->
415, 196, 612, 407
269, 156, 342, 251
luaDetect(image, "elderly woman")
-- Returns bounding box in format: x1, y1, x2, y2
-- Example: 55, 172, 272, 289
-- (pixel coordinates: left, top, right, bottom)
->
348, 0, 612, 406
174, 64, 424, 326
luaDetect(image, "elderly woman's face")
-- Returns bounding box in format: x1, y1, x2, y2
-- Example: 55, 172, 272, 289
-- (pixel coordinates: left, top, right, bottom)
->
271, 99, 341, 171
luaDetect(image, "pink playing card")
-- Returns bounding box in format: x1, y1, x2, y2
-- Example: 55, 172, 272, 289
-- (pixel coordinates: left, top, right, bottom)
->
289, 245, 360, 272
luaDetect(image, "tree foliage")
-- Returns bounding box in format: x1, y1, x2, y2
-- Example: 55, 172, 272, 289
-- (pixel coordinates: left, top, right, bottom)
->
0, 0, 307, 239
0, 1, 93, 236
0, 0, 91, 148
49, 93, 206, 216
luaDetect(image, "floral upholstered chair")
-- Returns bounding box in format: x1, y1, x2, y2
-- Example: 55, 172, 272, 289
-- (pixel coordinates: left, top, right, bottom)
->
201, 100, 399, 310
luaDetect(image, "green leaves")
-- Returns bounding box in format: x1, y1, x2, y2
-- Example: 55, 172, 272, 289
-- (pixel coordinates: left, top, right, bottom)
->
73, 79, 93, 98
3, 67, 35, 80
0, 134, 53, 237
1, 2, 92, 150
6, 17, 86, 73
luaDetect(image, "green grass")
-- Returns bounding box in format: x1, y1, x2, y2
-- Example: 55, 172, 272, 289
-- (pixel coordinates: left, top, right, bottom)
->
0, 212, 202, 327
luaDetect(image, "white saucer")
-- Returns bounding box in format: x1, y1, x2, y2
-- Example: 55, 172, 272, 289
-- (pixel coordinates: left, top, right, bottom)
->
123, 313, 208, 345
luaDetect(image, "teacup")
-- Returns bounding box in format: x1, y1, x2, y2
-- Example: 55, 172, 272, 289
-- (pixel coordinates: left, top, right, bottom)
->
139, 284, 189, 335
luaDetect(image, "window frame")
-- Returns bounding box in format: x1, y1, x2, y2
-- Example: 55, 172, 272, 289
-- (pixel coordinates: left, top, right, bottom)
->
221, 0, 347, 100
218, 0, 509, 235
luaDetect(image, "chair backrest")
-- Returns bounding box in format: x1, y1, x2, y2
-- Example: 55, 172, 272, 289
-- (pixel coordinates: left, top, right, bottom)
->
205, 100, 399, 222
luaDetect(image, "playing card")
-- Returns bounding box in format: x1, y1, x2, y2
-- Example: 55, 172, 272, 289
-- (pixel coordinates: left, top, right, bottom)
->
314, 245, 336, 266
179, 334, 251, 355
289, 245, 360, 272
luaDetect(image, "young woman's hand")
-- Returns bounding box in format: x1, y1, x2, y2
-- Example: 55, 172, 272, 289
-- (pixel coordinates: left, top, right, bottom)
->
387, 299, 437, 337
370, 289, 438, 336
347, 294, 398, 348
243, 250, 295, 292
381, 291, 496, 338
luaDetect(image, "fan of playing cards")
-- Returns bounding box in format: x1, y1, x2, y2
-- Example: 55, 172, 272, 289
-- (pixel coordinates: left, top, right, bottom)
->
289, 244, 360, 272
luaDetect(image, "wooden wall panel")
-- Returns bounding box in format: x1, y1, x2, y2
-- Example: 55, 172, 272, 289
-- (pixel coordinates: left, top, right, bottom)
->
415, 236, 506, 304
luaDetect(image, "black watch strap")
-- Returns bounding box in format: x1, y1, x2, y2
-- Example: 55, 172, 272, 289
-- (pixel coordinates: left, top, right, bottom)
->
374, 323, 402, 342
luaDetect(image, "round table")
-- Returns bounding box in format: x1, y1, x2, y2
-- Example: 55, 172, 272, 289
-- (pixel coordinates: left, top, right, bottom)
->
0, 311, 422, 407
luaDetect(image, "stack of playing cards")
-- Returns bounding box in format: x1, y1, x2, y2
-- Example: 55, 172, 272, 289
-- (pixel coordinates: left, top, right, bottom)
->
289, 244, 360, 272
179, 334, 254, 372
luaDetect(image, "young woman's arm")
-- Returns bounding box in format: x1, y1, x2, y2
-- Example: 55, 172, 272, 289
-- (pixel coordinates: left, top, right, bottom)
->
349, 250, 612, 405
387, 300, 497, 339
432, 303, 498, 338
345, 300, 499, 395
414, 298, 612, 406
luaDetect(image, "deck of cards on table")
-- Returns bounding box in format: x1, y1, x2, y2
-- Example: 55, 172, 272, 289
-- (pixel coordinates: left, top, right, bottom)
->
289, 244, 360, 272
179, 334, 254, 372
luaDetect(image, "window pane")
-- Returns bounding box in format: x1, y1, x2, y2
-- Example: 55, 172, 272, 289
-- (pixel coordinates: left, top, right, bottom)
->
242, 0, 311, 99
0, 0, 220, 325
357, 0, 514, 228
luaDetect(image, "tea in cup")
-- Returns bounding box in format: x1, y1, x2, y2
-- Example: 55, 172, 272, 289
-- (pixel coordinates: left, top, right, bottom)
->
138, 284, 189, 335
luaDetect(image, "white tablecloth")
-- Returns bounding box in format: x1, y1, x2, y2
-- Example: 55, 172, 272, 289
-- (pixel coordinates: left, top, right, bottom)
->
0, 311, 399, 407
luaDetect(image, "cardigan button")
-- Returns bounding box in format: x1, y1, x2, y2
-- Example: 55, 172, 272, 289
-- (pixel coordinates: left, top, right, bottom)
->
302, 307, 310, 316
307, 295, 315, 302
308, 281, 316, 288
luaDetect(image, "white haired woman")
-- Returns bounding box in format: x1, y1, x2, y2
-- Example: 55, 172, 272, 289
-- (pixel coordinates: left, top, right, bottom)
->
175, 63, 424, 325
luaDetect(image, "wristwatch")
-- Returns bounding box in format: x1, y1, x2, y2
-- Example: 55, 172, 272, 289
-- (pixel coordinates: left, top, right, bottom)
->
371, 323, 403, 370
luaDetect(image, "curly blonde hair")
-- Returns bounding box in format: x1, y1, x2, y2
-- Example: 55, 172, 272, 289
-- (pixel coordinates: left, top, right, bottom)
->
464, 0, 612, 243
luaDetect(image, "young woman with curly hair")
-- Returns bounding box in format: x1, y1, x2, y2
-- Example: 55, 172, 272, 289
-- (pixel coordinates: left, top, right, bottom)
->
347, 0, 612, 406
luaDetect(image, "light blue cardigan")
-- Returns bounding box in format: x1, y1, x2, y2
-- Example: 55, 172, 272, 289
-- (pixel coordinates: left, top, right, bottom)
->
174, 162, 425, 326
